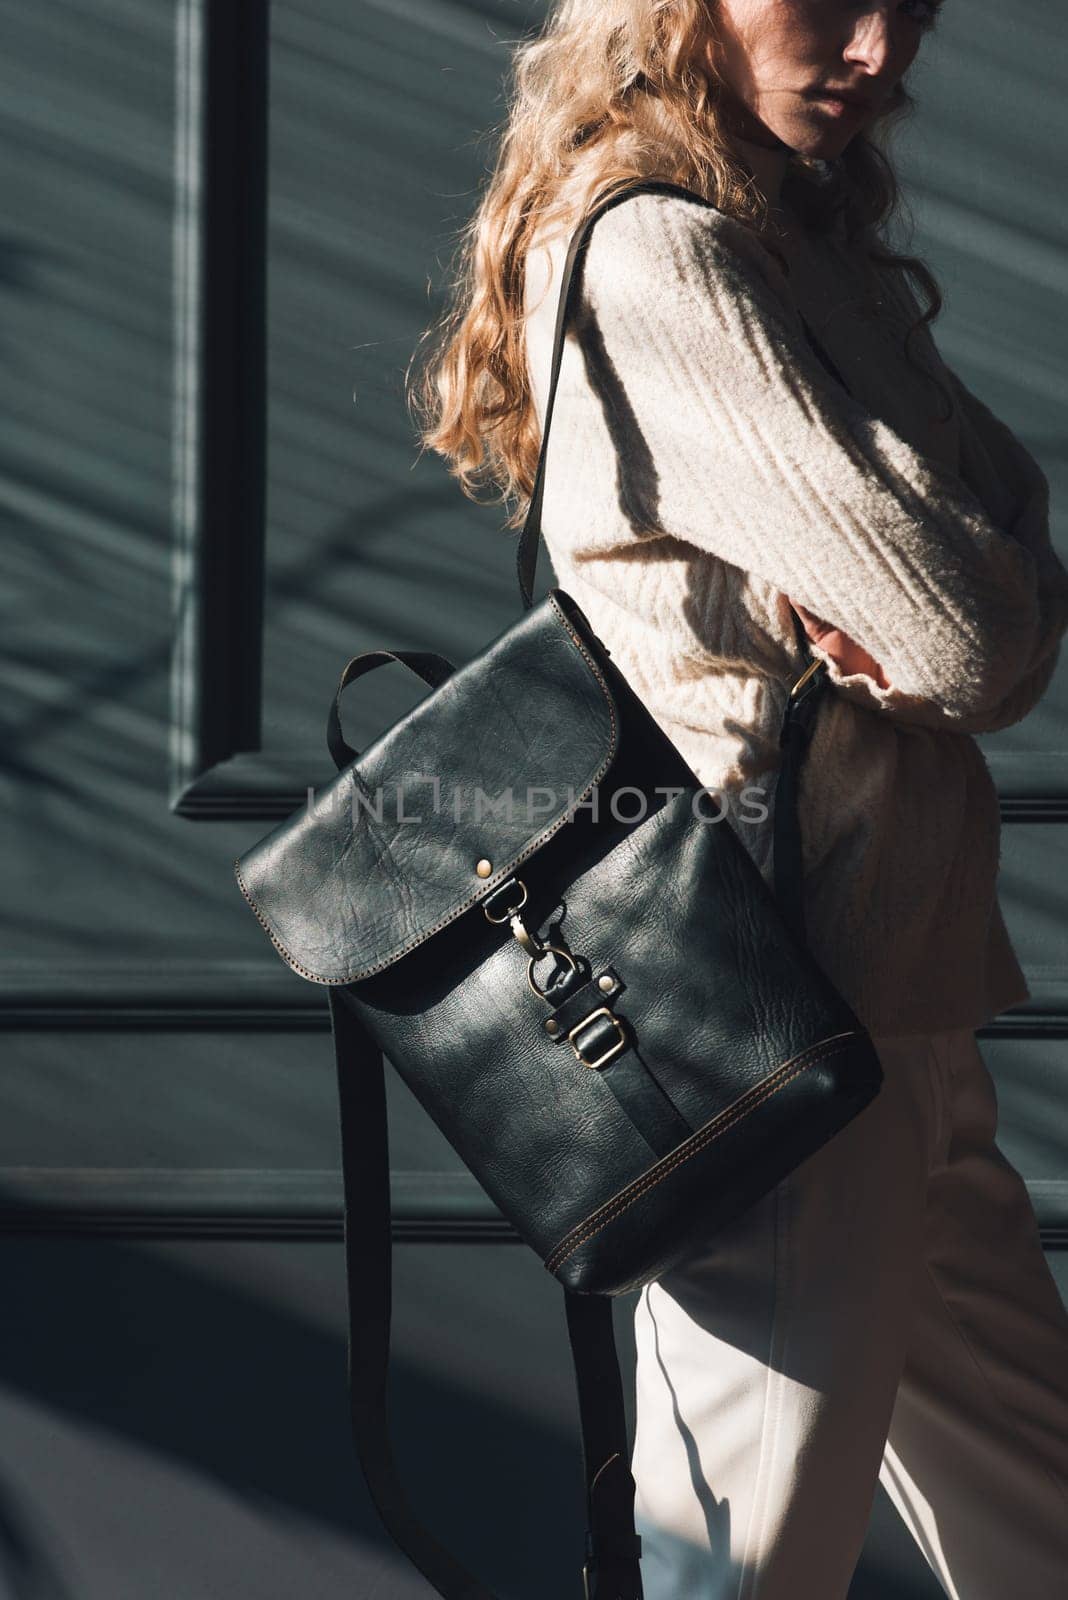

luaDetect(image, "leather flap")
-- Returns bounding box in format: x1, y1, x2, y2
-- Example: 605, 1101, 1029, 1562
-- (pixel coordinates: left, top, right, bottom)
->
234, 591, 619, 984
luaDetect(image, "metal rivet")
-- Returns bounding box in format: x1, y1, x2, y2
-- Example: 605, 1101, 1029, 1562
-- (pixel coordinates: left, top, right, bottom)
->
475, 858, 492, 878
598, 973, 614, 992
545, 1018, 559, 1034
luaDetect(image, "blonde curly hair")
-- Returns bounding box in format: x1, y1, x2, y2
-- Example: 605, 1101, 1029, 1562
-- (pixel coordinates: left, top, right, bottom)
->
409, 0, 946, 528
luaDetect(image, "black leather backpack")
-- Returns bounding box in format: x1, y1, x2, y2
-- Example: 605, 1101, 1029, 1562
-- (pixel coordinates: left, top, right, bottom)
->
233, 180, 883, 1600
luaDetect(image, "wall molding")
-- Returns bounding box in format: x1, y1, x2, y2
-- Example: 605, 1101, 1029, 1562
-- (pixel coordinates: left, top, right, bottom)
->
173, 753, 322, 820
170, 0, 268, 807
173, 751, 1068, 824
0, 1169, 513, 1243
2, 960, 1068, 1036
984, 752, 1068, 823
2, 964, 1064, 1241
0, 1167, 1065, 1248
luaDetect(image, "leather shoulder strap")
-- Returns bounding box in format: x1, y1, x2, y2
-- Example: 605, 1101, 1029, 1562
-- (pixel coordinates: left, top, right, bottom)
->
513, 180, 858, 944
517, 179, 706, 609
516, 178, 852, 613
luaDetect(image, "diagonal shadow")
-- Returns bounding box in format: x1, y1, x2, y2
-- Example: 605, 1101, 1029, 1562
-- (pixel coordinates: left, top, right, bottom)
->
0, 1217, 932, 1600
0, 1226, 588, 1599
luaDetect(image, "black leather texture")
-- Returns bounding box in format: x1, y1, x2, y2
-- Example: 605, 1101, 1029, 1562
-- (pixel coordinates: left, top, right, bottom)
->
236, 584, 882, 1295
236, 591, 617, 984
231, 179, 886, 1600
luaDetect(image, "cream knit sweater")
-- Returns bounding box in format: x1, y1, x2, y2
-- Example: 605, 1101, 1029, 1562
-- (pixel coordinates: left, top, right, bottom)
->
522, 188, 1068, 1037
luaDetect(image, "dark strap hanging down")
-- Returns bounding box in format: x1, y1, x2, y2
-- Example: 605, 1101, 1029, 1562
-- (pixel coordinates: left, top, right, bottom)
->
329, 986, 643, 1599
327, 181, 857, 1598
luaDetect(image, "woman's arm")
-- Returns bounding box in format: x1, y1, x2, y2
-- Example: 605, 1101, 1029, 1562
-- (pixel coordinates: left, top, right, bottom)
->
795, 369, 1067, 732
577, 192, 1068, 731
790, 606, 1061, 734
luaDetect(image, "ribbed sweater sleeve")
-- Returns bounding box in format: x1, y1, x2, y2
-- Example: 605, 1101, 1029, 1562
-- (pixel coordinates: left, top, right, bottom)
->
931, 366, 1068, 731
576, 191, 1068, 731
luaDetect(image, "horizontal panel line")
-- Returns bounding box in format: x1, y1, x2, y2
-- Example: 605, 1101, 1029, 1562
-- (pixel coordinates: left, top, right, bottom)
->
0, 1007, 329, 1030
2, 960, 1068, 1035
0, 1166, 515, 1242
2, 1006, 1066, 1036
177, 752, 1068, 820
0, 1169, 1065, 1249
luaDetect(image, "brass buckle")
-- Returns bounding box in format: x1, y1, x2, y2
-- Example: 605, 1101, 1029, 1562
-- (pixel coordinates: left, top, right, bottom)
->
482, 877, 527, 923
568, 1007, 627, 1070
789, 656, 824, 698
527, 944, 579, 998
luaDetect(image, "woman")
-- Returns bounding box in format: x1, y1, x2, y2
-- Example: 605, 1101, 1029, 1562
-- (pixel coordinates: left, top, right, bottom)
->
414, 2, 1068, 1594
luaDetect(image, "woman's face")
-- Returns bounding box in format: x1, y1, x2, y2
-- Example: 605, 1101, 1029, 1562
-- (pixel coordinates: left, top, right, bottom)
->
710, 0, 943, 157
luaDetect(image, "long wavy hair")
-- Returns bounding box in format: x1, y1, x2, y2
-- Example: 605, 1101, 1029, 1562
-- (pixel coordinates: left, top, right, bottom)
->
409, 0, 948, 529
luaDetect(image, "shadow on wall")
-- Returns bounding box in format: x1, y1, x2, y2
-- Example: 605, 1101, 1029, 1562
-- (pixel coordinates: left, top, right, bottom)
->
0, 1217, 942, 1600
0, 1229, 583, 1598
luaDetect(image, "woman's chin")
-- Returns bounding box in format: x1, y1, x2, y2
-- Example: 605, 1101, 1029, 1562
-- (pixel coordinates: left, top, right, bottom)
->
783, 123, 860, 161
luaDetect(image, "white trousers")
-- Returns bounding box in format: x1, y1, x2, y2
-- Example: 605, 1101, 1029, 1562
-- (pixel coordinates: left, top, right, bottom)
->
631, 1026, 1068, 1598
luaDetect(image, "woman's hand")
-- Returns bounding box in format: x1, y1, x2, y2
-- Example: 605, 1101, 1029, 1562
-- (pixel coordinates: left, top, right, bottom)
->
788, 599, 892, 689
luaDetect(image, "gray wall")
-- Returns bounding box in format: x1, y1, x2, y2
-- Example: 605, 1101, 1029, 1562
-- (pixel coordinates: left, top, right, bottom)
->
0, 2, 1064, 1596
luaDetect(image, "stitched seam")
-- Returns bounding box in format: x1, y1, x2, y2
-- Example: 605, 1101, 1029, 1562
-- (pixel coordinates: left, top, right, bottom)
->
545, 1032, 859, 1273
545, 1055, 810, 1272
233, 593, 620, 985
234, 857, 328, 984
